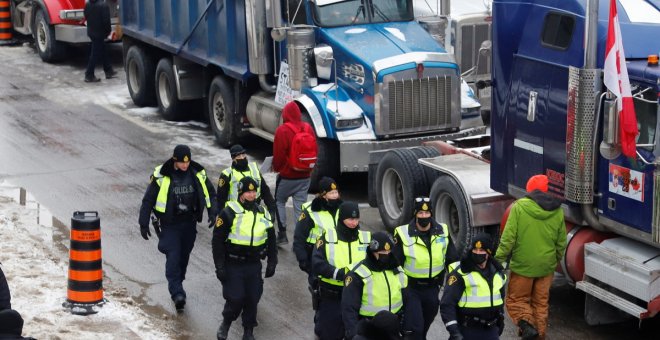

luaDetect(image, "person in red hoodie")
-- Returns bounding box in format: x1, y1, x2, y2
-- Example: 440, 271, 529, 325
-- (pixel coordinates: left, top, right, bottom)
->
272, 101, 315, 245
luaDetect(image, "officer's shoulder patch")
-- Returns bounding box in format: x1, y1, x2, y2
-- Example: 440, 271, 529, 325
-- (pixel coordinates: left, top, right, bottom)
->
299, 212, 306, 221
344, 276, 353, 287
218, 178, 225, 187
316, 238, 324, 249
215, 217, 224, 228
447, 275, 458, 286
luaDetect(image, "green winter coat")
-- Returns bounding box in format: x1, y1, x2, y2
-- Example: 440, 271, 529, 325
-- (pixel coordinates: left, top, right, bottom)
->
495, 191, 567, 277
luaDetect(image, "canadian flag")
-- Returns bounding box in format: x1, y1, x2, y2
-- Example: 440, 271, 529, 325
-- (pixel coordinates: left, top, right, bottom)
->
603, 0, 638, 157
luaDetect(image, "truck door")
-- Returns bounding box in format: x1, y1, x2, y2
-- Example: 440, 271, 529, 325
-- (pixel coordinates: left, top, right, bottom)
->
508, 8, 579, 192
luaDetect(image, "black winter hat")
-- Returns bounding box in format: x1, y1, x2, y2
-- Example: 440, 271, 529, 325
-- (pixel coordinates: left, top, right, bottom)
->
368, 231, 394, 253
338, 201, 359, 220
0, 309, 24, 335
414, 197, 432, 216
237, 176, 259, 196
470, 232, 494, 254
172, 144, 191, 162
319, 177, 338, 196
229, 144, 247, 158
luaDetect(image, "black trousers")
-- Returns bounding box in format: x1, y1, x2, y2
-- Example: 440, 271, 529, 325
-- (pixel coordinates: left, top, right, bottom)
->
315, 296, 344, 340
85, 37, 112, 78
222, 260, 264, 328
157, 220, 197, 299
402, 284, 440, 339
459, 325, 499, 340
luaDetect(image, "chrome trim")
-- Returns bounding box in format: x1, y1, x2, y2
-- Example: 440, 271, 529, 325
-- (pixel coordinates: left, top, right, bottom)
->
297, 95, 328, 138
513, 139, 543, 155
60, 10, 84, 21
372, 52, 456, 74
245, 0, 271, 75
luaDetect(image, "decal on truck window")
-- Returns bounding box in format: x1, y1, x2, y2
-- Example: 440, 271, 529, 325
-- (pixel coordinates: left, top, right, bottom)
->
609, 164, 644, 202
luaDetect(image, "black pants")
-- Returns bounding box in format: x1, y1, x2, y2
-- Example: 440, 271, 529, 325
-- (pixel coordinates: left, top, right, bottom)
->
85, 37, 112, 78
157, 220, 197, 299
222, 260, 264, 328
402, 284, 440, 339
315, 296, 344, 340
459, 325, 499, 340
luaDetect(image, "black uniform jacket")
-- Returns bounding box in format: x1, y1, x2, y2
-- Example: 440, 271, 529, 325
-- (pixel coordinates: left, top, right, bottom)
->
84, 0, 111, 39
293, 197, 340, 272
216, 165, 276, 214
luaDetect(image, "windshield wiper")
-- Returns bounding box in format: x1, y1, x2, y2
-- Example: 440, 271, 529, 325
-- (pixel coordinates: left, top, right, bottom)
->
349, 4, 365, 26
371, 3, 390, 22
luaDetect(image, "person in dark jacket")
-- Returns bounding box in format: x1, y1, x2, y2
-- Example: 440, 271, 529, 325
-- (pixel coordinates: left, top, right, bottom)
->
272, 101, 315, 245
213, 176, 278, 340
354, 310, 402, 340
138, 145, 216, 311
0, 265, 10, 311
0, 309, 35, 340
84, 0, 116, 82
440, 233, 506, 340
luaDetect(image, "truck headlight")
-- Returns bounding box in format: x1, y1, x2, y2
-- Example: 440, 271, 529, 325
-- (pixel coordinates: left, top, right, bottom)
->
60, 10, 85, 21
335, 117, 364, 129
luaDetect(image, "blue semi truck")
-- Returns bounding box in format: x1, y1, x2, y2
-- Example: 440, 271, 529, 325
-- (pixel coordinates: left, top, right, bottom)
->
117, 0, 491, 185
373, 0, 660, 324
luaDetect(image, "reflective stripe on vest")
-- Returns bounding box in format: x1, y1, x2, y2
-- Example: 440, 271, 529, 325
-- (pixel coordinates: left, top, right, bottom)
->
320, 228, 371, 286
152, 165, 211, 213
226, 201, 272, 246
302, 201, 337, 244
395, 224, 449, 278
222, 162, 262, 205
456, 266, 506, 308
354, 264, 407, 317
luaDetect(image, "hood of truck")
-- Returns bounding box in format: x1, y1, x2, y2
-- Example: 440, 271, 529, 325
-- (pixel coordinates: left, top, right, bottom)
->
626, 60, 660, 89
320, 21, 448, 70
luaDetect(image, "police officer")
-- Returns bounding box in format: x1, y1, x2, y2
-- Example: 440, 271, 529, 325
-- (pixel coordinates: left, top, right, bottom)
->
216, 145, 276, 216
393, 197, 459, 340
342, 232, 407, 340
293, 177, 342, 282
138, 144, 216, 311
440, 233, 506, 340
213, 176, 277, 340
312, 201, 371, 340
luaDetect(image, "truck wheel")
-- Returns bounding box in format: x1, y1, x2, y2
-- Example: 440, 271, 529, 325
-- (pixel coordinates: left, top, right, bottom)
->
155, 58, 185, 121
376, 149, 426, 230
208, 75, 237, 148
430, 175, 472, 256
34, 9, 66, 62
409, 146, 442, 194
125, 45, 156, 106
309, 138, 339, 193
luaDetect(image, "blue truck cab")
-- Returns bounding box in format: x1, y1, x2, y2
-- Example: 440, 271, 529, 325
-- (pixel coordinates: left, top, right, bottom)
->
119, 0, 487, 183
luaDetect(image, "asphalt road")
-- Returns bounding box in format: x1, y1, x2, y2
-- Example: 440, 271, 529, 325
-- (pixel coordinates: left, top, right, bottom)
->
0, 40, 658, 339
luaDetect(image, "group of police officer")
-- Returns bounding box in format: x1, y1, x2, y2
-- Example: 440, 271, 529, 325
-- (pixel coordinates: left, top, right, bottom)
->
140, 145, 507, 340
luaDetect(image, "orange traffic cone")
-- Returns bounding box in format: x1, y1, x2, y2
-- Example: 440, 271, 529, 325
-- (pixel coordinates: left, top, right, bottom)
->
0, 0, 16, 45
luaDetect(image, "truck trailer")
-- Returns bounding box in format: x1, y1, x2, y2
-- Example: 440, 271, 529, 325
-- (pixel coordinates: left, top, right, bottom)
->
371, 0, 660, 324
118, 0, 491, 187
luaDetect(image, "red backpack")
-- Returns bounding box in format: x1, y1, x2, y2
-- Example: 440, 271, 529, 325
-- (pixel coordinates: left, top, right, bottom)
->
286, 122, 317, 172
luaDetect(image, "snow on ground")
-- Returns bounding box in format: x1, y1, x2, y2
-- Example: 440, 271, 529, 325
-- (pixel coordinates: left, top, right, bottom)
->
0, 183, 175, 339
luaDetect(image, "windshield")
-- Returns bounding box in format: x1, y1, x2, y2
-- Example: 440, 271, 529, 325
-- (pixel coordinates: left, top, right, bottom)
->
313, 0, 414, 27
620, 0, 660, 23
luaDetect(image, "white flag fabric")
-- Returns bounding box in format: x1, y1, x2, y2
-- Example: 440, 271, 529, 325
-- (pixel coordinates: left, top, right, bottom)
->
603, 0, 638, 157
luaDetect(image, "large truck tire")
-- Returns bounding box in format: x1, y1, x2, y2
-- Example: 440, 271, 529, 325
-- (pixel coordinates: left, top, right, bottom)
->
33, 9, 65, 62
409, 146, 442, 193
155, 58, 185, 121
376, 149, 426, 230
208, 75, 237, 148
430, 175, 472, 256
309, 138, 339, 193
125, 45, 156, 106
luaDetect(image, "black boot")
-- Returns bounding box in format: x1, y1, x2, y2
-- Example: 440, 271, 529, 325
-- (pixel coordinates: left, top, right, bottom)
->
242, 326, 256, 340
217, 320, 231, 340
518, 320, 539, 340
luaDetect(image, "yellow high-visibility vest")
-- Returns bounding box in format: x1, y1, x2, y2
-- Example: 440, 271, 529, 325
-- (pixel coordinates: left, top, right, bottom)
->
455, 265, 506, 308
319, 228, 371, 286
394, 224, 450, 279
226, 201, 272, 247
301, 201, 336, 244
153, 165, 211, 213
221, 162, 262, 205
353, 263, 407, 317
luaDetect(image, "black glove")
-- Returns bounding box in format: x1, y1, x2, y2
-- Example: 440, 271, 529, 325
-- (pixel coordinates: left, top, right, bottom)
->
497, 314, 504, 336
265, 262, 276, 278
140, 225, 151, 240
215, 266, 227, 282
448, 326, 463, 340
298, 261, 309, 273
208, 214, 217, 229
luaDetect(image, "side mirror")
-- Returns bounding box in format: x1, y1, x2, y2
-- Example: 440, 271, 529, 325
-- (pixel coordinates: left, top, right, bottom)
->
479, 40, 492, 57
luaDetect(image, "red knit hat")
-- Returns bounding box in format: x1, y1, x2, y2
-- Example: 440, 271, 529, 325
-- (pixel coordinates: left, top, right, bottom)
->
526, 175, 549, 193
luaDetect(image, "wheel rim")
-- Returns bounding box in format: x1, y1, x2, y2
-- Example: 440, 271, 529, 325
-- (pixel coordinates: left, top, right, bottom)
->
157, 72, 171, 109
212, 91, 226, 131
435, 192, 460, 238
128, 59, 140, 94
382, 168, 404, 220
37, 20, 48, 53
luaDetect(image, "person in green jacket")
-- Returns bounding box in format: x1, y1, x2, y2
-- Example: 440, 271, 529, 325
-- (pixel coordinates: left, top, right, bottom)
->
495, 174, 567, 340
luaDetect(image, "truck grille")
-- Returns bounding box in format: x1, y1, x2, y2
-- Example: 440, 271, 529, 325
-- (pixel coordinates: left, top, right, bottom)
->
458, 22, 491, 77
376, 69, 459, 136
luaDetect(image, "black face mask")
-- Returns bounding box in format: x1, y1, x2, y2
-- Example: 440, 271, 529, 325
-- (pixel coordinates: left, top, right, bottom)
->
416, 217, 432, 228
470, 253, 488, 265
326, 198, 341, 209
234, 158, 249, 170
241, 199, 256, 210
